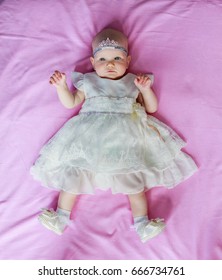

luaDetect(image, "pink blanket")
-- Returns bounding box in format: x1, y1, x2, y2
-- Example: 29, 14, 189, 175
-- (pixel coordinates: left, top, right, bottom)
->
1, 0, 222, 260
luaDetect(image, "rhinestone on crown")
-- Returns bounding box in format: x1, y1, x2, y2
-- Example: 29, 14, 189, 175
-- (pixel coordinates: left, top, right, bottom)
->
97, 38, 119, 48
93, 37, 128, 56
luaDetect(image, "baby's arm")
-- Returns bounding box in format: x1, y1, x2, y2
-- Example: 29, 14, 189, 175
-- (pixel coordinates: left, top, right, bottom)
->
49, 70, 85, 108
134, 74, 158, 113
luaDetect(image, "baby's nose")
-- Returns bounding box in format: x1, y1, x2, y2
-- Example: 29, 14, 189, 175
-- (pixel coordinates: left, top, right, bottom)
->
107, 60, 115, 66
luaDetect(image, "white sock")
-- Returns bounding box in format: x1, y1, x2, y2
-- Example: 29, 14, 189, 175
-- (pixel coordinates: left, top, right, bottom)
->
134, 216, 149, 231
56, 207, 71, 223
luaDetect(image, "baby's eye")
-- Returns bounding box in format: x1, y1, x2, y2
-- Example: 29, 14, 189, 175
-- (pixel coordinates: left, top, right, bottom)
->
99, 58, 106, 61
114, 57, 122, 61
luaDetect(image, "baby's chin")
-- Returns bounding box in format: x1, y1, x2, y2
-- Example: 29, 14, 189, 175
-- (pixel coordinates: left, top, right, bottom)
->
97, 71, 127, 80
100, 75, 125, 80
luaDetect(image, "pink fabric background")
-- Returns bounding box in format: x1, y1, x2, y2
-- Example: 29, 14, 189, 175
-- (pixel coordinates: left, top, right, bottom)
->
0, 0, 222, 260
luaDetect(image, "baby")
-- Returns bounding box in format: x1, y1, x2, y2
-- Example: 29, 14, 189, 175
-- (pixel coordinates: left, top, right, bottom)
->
31, 28, 197, 242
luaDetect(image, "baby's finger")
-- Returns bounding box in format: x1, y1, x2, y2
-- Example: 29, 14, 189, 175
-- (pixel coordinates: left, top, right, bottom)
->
54, 70, 62, 79
53, 73, 63, 82
139, 74, 148, 83
49, 76, 57, 84
135, 75, 142, 83
134, 77, 140, 84
142, 75, 147, 83
143, 76, 150, 83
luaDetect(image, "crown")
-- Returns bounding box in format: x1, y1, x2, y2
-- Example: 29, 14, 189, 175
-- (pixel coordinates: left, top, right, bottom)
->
98, 38, 119, 48
93, 37, 128, 56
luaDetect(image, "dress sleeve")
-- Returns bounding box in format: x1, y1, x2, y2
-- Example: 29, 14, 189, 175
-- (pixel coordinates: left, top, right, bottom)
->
71, 72, 84, 91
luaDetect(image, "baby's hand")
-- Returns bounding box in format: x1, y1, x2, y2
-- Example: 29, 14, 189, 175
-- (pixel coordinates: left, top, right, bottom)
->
134, 74, 152, 92
49, 70, 67, 88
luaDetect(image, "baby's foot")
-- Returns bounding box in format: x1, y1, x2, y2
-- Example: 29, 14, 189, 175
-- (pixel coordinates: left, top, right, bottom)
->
38, 209, 68, 235
135, 218, 165, 243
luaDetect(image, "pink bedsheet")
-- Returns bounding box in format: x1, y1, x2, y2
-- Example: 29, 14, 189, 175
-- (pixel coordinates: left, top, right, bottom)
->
0, 0, 222, 260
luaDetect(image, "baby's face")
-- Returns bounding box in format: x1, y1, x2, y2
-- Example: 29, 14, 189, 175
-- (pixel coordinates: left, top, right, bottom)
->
90, 49, 131, 79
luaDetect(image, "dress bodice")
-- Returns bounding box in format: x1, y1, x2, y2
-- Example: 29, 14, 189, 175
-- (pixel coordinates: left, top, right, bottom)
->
72, 71, 140, 114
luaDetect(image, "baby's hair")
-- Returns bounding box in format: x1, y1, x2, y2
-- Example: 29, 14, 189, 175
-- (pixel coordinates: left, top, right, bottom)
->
92, 28, 128, 54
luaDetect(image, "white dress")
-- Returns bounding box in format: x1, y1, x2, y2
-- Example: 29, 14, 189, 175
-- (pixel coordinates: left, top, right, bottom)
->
30, 72, 198, 194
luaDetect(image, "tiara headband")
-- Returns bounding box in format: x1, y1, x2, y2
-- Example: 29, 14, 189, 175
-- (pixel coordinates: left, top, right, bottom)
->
93, 38, 128, 56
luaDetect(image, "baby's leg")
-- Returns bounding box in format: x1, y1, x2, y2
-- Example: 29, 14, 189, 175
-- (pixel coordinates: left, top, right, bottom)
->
128, 191, 148, 218
128, 191, 165, 242
58, 190, 77, 211
38, 190, 77, 235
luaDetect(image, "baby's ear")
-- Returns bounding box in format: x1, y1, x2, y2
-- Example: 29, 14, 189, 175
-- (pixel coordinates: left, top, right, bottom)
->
127, 55, 131, 67
90, 57, 95, 67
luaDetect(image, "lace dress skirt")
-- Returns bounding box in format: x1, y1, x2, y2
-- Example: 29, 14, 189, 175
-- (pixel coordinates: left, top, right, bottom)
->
30, 97, 198, 194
